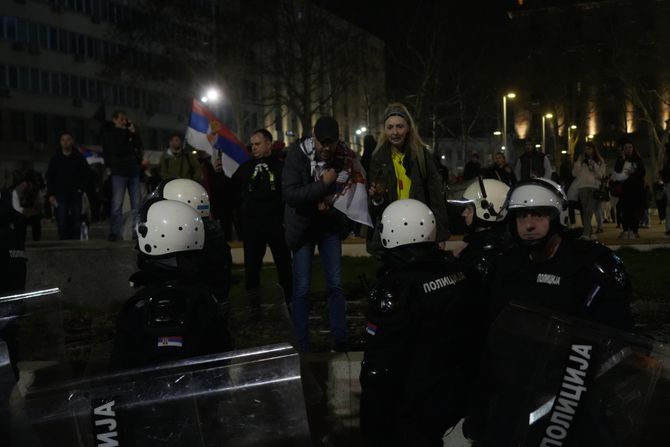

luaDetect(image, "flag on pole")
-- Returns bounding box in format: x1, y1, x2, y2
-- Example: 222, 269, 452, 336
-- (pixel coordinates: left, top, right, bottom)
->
184, 99, 249, 177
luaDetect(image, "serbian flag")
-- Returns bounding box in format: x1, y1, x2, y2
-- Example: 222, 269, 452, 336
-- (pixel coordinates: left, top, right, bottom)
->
185, 99, 249, 177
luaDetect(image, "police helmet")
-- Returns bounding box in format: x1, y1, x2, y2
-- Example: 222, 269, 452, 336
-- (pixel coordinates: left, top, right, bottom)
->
448, 177, 509, 223
506, 178, 569, 227
153, 178, 210, 218
379, 199, 436, 248
136, 198, 205, 256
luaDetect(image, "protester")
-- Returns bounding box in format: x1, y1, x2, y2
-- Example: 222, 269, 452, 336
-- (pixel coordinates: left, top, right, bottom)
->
103, 110, 143, 241
611, 139, 646, 239
572, 141, 606, 240
514, 136, 553, 181
45, 132, 90, 240
158, 133, 202, 181
463, 153, 481, 181
282, 116, 368, 352
367, 102, 449, 256
360, 199, 482, 446
483, 151, 516, 186
232, 129, 292, 306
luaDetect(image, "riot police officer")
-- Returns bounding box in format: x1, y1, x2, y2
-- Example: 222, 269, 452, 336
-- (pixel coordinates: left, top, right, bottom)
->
110, 199, 233, 370
491, 178, 633, 329
137, 178, 232, 303
448, 177, 513, 287
469, 178, 635, 446
360, 199, 485, 447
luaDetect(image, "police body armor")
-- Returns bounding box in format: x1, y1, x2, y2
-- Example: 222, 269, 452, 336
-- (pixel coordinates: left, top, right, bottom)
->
110, 279, 233, 370
360, 244, 486, 446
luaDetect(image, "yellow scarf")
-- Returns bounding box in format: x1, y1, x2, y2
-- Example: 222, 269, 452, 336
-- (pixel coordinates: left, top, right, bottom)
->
391, 148, 411, 199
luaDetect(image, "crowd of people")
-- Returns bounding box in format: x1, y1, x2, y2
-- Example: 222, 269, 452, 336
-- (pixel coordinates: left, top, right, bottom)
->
1, 102, 666, 445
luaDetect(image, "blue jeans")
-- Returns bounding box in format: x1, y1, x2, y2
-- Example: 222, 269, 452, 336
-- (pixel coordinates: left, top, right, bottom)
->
110, 174, 140, 238
290, 232, 346, 352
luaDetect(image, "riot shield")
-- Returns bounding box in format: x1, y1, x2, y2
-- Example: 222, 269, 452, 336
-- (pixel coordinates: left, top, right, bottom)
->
22, 343, 310, 446
478, 303, 670, 447
6, 284, 311, 446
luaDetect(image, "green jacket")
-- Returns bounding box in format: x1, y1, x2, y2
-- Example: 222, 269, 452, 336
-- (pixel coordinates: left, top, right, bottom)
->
367, 143, 449, 254
159, 149, 202, 181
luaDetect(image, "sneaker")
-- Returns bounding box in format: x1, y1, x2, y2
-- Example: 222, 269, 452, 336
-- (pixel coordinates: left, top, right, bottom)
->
578, 235, 590, 241
589, 234, 598, 240
633, 232, 640, 239
595, 228, 604, 234
617, 231, 628, 240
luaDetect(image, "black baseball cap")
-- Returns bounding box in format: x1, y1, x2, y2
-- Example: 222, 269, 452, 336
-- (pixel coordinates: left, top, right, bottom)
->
313, 116, 339, 144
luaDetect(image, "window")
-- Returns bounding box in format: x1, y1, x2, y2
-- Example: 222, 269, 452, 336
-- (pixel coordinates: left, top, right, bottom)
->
33, 113, 48, 143
5, 17, 17, 40
53, 115, 67, 138
60, 73, 69, 96
11, 111, 26, 140
49, 27, 58, 50
51, 72, 60, 95
39, 25, 48, 47
88, 79, 97, 101
79, 78, 87, 99
28, 22, 38, 46
70, 75, 79, 97
8, 66, 17, 88
17, 19, 27, 44
30, 68, 39, 92
40, 71, 49, 94
58, 29, 68, 52
18, 66, 29, 90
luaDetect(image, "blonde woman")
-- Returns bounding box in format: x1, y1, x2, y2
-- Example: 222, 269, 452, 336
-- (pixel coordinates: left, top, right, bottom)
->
367, 103, 449, 254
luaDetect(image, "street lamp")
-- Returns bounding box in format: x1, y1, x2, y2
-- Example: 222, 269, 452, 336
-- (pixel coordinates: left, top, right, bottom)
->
200, 87, 221, 104
355, 126, 368, 152
567, 124, 577, 156
542, 113, 553, 153
502, 92, 516, 153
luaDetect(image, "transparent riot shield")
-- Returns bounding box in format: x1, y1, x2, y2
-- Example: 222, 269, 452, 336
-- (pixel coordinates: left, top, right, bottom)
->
22, 344, 310, 446
478, 303, 670, 447
8, 283, 311, 446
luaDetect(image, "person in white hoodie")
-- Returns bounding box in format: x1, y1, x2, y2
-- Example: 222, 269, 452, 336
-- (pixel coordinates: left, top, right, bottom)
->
572, 141, 606, 239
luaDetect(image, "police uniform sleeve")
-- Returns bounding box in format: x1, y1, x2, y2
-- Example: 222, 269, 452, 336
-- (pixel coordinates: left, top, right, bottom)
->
585, 246, 634, 331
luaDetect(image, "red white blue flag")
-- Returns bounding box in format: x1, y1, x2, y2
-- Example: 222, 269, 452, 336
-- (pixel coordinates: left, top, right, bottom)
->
185, 99, 249, 177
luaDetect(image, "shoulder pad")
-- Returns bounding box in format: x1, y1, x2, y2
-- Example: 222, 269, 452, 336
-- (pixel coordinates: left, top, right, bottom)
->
589, 246, 630, 290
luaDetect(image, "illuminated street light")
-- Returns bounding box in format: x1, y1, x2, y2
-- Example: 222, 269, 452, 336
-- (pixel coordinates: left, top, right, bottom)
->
503, 92, 516, 154
355, 129, 362, 135
201, 96, 208, 103
206, 88, 219, 102
542, 113, 553, 153
493, 130, 502, 136
567, 124, 577, 156
561, 150, 567, 154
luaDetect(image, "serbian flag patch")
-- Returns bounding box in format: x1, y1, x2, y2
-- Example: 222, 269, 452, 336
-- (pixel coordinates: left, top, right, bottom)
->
366, 322, 378, 336
157, 336, 184, 348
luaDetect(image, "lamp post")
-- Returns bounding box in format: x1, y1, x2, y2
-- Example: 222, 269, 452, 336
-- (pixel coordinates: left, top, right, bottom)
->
355, 126, 367, 153
542, 113, 553, 154
567, 124, 577, 157
502, 92, 516, 156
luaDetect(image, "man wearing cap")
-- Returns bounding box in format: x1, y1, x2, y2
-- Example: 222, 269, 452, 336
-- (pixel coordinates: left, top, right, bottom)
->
282, 116, 351, 352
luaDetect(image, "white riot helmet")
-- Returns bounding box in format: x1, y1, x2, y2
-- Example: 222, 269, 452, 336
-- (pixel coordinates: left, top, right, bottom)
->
448, 177, 509, 223
506, 178, 569, 227
136, 198, 205, 256
153, 178, 210, 218
379, 199, 436, 248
